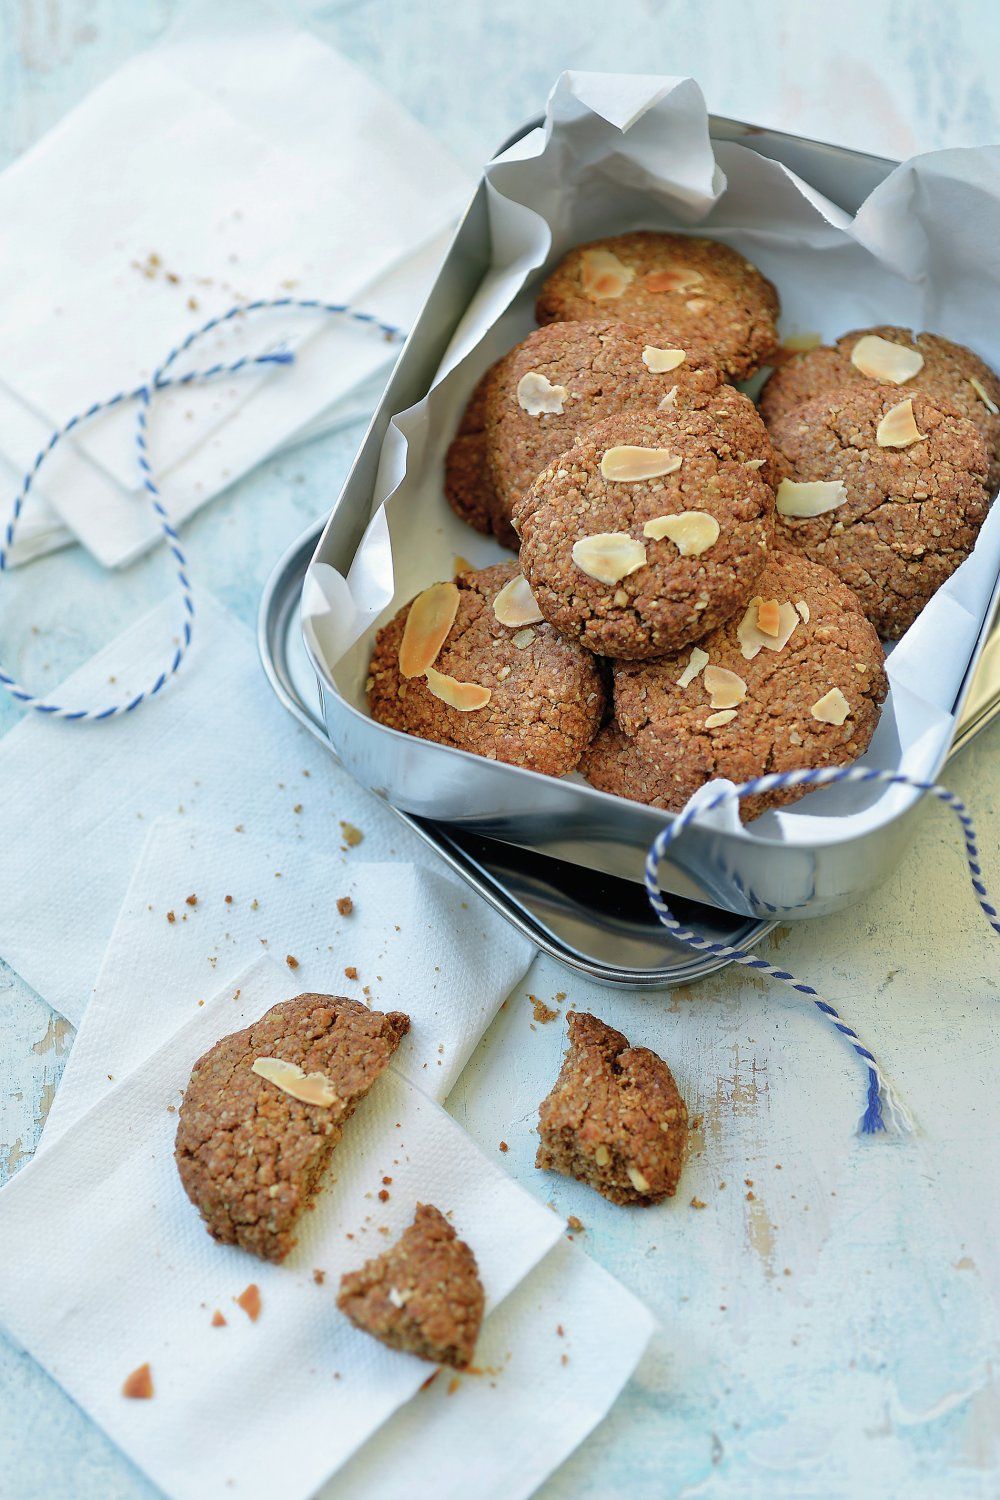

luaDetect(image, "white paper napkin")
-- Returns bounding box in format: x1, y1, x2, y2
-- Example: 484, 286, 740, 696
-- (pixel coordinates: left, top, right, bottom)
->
42, 816, 534, 1143
0, 0, 471, 567
0, 591, 447, 1026
0, 955, 564, 1500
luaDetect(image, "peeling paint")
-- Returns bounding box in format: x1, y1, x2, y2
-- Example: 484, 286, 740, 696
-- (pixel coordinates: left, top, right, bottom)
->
746, 1195, 776, 1277
31, 1014, 73, 1056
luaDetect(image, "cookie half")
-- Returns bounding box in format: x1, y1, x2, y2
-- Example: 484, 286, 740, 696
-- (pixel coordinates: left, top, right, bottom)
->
337, 1203, 484, 1369
175, 995, 409, 1262
513, 398, 774, 660
536, 232, 780, 380
536, 1011, 687, 1206
597, 550, 887, 822
769, 385, 990, 637
368, 561, 605, 776
760, 325, 1000, 492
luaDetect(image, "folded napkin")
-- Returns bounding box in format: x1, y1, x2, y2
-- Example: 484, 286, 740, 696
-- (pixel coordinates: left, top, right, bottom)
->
0, 0, 471, 567
0, 955, 565, 1500
0, 591, 444, 1026
43, 817, 534, 1143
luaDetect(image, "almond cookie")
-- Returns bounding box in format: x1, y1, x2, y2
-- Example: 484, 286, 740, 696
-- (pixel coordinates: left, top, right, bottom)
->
175, 995, 409, 1262
599, 550, 887, 822
536, 1011, 687, 1206
483, 319, 723, 531
536, 232, 780, 381
760, 326, 1000, 491
769, 385, 990, 637
513, 399, 774, 660
337, 1203, 484, 1369
367, 561, 605, 775
443, 362, 517, 548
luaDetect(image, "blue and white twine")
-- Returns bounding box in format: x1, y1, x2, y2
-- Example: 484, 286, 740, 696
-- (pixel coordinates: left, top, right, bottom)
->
0, 297, 403, 720
645, 762, 1000, 1134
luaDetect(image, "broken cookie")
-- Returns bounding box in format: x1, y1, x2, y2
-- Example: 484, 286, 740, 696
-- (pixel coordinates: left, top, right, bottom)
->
536, 1012, 687, 1206
175, 994, 409, 1262
337, 1203, 484, 1369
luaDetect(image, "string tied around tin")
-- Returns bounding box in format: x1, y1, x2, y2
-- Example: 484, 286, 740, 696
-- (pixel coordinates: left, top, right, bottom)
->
645, 762, 1000, 1135
0, 297, 404, 721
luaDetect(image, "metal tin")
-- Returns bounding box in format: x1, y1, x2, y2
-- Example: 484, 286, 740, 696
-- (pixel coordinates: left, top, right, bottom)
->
299, 112, 1000, 926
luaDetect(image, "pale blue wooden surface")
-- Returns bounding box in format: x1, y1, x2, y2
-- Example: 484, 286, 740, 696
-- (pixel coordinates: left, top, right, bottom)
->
2, 3, 1000, 1497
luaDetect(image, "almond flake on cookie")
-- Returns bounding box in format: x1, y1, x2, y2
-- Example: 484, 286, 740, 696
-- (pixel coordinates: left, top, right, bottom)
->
580, 247, 635, 300
676, 646, 709, 688
703, 664, 747, 709
516, 371, 569, 416
572, 532, 647, 584
493, 573, 544, 626
600, 446, 683, 482
970, 375, 999, 415
810, 686, 851, 724
424, 667, 491, 711
643, 510, 720, 556
642, 346, 686, 373
705, 709, 738, 728
876, 398, 926, 448
737, 598, 800, 659
398, 582, 460, 678
645, 266, 704, 294
251, 1058, 340, 1107
850, 333, 924, 383
776, 478, 848, 518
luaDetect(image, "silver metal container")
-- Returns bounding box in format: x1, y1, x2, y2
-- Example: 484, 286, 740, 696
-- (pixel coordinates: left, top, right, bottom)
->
300, 113, 1000, 927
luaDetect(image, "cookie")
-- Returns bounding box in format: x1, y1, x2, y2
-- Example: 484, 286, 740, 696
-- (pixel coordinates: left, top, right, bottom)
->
483, 319, 722, 529
337, 1203, 484, 1369
175, 995, 409, 1262
760, 326, 1000, 490
601, 550, 887, 822
513, 398, 775, 660
367, 561, 605, 775
444, 362, 517, 549
536, 232, 780, 380
536, 1011, 687, 1206
768, 386, 990, 637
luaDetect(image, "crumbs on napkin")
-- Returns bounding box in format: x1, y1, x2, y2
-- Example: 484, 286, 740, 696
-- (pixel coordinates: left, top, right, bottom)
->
344, 966, 358, 981
235, 1284, 262, 1322
211, 1310, 227, 1328
286, 955, 300, 970
122, 1363, 154, 1399
339, 821, 364, 848
530, 994, 559, 1025
336, 896, 354, 916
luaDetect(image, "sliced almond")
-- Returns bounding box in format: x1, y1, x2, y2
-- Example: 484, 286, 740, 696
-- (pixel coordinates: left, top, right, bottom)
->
398, 581, 460, 678
643, 510, 720, 557
642, 345, 686, 373
425, 666, 491, 711
580, 247, 636, 300
594, 1144, 611, 1167
737, 598, 800, 659
613, 588, 629, 607
511, 628, 536, 649
776, 478, 848, 518
516, 370, 569, 416
252, 1057, 340, 1107
645, 266, 704, 294
876, 398, 925, 448
601, 445, 682, 482
745, 457, 766, 469
685, 297, 711, 314
850, 334, 924, 383
657, 385, 680, 410
795, 600, 811, 624
627, 1165, 651, 1193
705, 709, 738, 728
388, 1286, 413, 1309
676, 645, 709, 689
810, 686, 851, 725
969, 375, 999, 415
703, 664, 747, 710
493, 573, 543, 627
755, 598, 782, 637
453, 554, 472, 576
572, 532, 647, 584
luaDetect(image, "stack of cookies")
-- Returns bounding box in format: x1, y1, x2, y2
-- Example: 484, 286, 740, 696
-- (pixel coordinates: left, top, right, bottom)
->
368, 232, 998, 822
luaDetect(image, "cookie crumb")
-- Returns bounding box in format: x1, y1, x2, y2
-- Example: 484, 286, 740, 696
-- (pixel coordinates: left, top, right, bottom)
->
313, 1270, 326, 1286
186, 894, 198, 907
378, 1189, 390, 1203
340, 821, 364, 847
566, 1215, 584, 1233
344, 966, 359, 981
690, 1197, 707, 1210
499, 1141, 509, 1153
530, 994, 559, 1024
211, 1310, 227, 1328
286, 955, 300, 970
224, 895, 233, 905
447, 1376, 461, 1395
122, 1363, 154, 1399
236, 1284, 262, 1322
337, 896, 354, 917
167, 911, 176, 924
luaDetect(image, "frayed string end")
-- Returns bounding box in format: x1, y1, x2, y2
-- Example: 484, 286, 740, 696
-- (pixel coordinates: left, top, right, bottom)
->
859, 1067, 886, 1134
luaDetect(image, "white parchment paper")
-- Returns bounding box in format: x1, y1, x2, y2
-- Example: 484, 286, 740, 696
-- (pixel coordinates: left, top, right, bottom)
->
303, 72, 1000, 856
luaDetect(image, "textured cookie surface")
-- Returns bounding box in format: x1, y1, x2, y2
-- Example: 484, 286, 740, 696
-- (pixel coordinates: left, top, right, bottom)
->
769, 385, 990, 637
175, 995, 409, 1262
368, 561, 605, 775
603, 550, 887, 821
337, 1203, 484, 1369
444, 362, 516, 548
514, 398, 774, 660
536, 232, 780, 380
536, 1011, 687, 1206
760, 327, 1000, 491
484, 319, 722, 526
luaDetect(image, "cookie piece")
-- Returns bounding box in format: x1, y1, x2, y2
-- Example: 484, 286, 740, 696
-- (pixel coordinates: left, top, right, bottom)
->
769, 386, 990, 637
337, 1203, 484, 1369
175, 995, 409, 1262
444, 363, 517, 549
760, 326, 1000, 490
536, 1012, 687, 1206
484, 319, 722, 529
513, 399, 774, 660
536, 232, 780, 380
606, 550, 887, 822
367, 561, 605, 775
